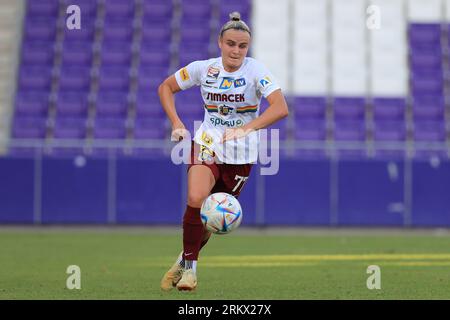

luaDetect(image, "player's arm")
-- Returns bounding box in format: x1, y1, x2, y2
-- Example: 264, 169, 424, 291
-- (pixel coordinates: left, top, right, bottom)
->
158, 75, 182, 126
222, 89, 288, 143
158, 75, 186, 141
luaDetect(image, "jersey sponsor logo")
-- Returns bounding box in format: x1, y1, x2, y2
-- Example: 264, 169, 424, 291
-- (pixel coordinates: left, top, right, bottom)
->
218, 105, 234, 116
180, 67, 190, 81
201, 131, 213, 146
198, 145, 215, 162
206, 92, 245, 103
219, 77, 234, 89
234, 78, 246, 88
259, 76, 271, 87
210, 117, 243, 127
207, 66, 220, 79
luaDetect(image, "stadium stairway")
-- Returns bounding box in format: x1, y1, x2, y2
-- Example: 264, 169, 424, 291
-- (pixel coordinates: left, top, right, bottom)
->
0, 0, 24, 154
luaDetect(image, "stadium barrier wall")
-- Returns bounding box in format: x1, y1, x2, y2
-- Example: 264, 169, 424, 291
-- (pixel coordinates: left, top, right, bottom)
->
0, 155, 449, 227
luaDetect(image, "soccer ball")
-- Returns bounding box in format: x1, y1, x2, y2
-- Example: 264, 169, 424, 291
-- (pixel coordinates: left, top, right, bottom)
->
200, 192, 243, 234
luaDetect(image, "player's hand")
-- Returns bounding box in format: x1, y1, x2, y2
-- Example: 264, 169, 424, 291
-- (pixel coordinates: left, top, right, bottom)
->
171, 121, 188, 142
221, 127, 254, 143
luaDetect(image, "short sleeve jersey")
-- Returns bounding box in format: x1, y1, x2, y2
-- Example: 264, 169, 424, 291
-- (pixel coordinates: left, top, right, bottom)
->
174, 57, 280, 164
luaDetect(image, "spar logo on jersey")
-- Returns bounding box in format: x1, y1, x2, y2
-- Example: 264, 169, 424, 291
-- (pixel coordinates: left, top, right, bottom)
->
219, 77, 234, 89
218, 105, 234, 116
207, 66, 220, 79
210, 117, 243, 127
259, 76, 272, 87
234, 78, 246, 88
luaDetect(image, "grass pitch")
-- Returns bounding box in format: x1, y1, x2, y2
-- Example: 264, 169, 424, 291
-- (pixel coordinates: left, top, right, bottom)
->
1, 227, 450, 299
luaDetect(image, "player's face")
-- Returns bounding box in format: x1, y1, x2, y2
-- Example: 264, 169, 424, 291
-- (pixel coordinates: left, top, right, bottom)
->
219, 29, 250, 72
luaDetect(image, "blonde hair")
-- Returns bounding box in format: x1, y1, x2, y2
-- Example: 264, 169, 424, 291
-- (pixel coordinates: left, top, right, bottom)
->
219, 12, 251, 37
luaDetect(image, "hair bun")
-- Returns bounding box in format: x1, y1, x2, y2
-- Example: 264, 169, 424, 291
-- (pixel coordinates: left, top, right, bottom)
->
229, 11, 241, 21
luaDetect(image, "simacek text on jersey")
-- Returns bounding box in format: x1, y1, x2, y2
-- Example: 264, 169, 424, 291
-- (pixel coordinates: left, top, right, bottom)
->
170, 126, 281, 176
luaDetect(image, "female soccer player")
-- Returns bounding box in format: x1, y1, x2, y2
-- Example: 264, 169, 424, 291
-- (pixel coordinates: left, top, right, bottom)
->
158, 12, 288, 291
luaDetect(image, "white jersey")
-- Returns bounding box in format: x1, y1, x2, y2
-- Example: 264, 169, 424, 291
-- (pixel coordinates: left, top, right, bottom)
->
174, 57, 280, 164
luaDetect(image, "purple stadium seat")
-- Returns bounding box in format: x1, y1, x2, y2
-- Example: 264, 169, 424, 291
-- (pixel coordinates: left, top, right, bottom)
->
93, 117, 127, 139
15, 91, 49, 117
333, 97, 365, 120
102, 19, 134, 42
56, 91, 89, 117
142, 0, 173, 20
104, 0, 135, 20
176, 91, 205, 118
409, 40, 442, 54
334, 120, 367, 159
178, 47, 210, 68
137, 66, 170, 91
411, 76, 443, 95
26, 0, 59, 17
409, 23, 442, 46
19, 66, 52, 91
219, 0, 251, 16
334, 120, 366, 141
141, 19, 172, 42
372, 97, 406, 121
24, 17, 57, 42
53, 117, 87, 139
410, 53, 442, 69
179, 39, 210, 52
135, 92, 163, 118
219, 0, 251, 27
64, 20, 96, 42
293, 96, 327, 119
134, 118, 167, 139
58, 66, 91, 91
61, 42, 93, 66
100, 41, 132, 66
413, 119, 447, 159
12, 116, 47, 139
21, 41, 55, 66
414, 120, 446, 141
294, 119, 327, 141
180, 24, 211, 43
98, 66, 130, 91
373, 120, 406, 160
373, 120, 406, 141
411, 65, 443, 77
293, 119, 327, 159
412, 95, 445, 120
447, 24, 450, 47
139, 42, 171, 67
96, 91, 129, 117
180, 0, 212, 22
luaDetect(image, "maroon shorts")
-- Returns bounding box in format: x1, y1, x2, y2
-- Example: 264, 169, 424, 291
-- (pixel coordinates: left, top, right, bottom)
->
188, 142, 253, 198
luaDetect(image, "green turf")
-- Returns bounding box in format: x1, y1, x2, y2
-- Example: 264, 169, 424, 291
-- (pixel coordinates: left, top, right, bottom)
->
1, 229, 450, 299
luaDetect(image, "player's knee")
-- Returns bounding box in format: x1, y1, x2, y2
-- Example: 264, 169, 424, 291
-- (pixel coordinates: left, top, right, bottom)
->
187, 191, 208, 208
